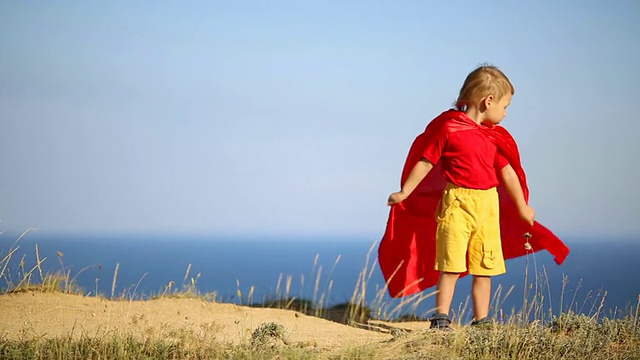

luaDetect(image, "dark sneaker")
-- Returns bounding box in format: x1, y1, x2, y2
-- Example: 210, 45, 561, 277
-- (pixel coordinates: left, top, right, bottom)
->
470, 317, 493, 328
429, 313, 453, 331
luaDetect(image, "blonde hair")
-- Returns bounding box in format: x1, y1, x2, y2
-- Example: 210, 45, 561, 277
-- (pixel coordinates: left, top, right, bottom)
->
455, 64, 514, 111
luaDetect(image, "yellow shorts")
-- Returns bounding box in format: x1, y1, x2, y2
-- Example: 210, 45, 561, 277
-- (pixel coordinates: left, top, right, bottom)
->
434, 183, 506, 276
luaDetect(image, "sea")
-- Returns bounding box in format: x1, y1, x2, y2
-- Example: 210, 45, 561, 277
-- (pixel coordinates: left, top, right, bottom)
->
1, 232, 639, 323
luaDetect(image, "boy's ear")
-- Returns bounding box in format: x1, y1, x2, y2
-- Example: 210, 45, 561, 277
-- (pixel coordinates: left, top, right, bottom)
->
480, 95, 493, 111
485, 94, 494, 106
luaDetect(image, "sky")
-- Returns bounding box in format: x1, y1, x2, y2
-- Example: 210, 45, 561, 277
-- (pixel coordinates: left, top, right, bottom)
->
1, 1, 639, 240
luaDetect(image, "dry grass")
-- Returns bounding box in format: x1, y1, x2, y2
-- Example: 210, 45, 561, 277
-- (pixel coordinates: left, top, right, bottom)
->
0, 331, 322, 360
1, 231, 639, 359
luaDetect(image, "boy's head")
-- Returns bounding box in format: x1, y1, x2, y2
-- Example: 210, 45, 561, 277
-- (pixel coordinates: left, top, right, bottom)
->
455, 65, 514, 124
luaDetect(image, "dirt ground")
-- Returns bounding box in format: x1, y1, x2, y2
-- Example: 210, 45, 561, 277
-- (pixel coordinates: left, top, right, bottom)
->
0, 291, 430, 355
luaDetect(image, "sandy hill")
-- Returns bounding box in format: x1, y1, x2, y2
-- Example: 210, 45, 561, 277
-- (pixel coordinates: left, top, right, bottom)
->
0, 291, 429, 356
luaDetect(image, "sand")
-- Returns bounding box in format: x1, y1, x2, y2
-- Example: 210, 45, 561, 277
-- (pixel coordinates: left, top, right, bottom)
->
0, 291, 432, 356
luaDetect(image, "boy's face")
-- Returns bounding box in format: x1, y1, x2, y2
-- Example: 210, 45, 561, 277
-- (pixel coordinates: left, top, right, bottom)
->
484, 93, 512, 125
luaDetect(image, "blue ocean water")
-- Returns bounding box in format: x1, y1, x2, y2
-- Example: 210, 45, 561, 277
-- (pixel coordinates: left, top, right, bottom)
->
1, 232, 638, 323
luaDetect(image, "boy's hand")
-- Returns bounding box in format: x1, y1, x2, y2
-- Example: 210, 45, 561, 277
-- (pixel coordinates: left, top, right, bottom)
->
387, 191, 407, 206
518, 205, 535, 226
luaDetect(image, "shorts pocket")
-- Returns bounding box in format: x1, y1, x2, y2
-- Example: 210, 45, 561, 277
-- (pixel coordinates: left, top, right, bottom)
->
436, 196, 460, 222
481, 244, 496, 269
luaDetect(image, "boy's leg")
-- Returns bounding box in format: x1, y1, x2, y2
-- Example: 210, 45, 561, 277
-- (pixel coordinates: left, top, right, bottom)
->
472, 275, 491, 321
436, 271, 460, 315
467, 188, 504, 322
434, 186, 471, 316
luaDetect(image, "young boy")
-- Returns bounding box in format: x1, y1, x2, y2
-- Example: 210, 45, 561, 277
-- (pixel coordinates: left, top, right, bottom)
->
379, 65, 569, 329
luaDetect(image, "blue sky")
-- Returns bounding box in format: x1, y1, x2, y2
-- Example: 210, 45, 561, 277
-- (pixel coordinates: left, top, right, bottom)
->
1, 1, 639, 239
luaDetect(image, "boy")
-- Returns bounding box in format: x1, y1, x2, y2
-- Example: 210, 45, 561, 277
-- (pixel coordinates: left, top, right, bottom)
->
379, 65, 569, 330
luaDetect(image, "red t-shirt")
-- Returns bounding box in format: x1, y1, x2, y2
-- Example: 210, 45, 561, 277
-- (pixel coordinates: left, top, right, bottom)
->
422, 116, 508, 190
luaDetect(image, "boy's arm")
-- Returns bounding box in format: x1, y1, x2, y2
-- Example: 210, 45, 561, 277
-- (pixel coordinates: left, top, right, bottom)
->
500, 164, 535, 226
387, 158, 434, 205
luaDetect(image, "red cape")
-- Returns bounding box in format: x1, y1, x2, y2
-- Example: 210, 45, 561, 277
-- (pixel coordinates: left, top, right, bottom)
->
377, 110, 570, 298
